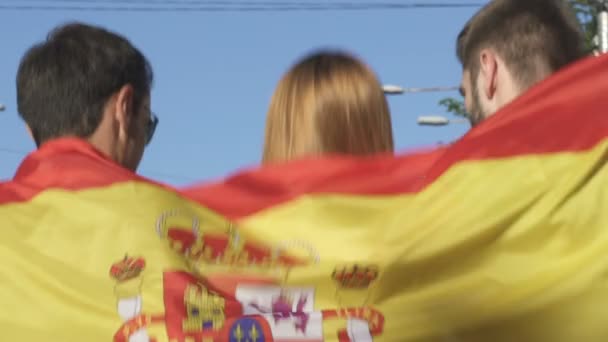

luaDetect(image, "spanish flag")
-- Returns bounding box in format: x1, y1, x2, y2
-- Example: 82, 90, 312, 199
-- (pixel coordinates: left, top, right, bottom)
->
1, 54, 607, 342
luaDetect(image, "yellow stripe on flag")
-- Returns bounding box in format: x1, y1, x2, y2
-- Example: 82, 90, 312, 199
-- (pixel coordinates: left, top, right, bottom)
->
236, 140, 608, 341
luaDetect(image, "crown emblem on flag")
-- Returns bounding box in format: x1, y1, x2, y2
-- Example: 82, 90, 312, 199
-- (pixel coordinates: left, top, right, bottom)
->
110, 255, 146, 282
332, 264, 378, 289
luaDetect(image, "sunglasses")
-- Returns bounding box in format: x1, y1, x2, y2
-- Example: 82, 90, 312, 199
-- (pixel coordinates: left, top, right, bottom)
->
146, 113, 159, 145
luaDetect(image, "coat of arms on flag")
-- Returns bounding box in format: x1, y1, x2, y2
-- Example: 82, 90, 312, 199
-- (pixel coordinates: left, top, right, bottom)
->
109, 263, 384, 342
108, 211, 385, 342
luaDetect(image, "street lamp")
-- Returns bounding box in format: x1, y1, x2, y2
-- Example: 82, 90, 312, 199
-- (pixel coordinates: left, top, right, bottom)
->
417, 115, 468, 126
383, 84, 460, 95
0, 104, 5, 112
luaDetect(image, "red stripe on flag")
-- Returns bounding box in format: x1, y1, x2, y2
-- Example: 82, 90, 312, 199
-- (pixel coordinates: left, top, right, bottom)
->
0, 138, 175, 205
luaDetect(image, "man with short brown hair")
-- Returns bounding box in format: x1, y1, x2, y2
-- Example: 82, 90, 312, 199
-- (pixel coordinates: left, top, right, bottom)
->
457, 0, 587, 126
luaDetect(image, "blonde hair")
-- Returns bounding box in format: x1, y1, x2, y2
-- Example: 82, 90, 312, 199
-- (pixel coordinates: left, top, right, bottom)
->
262, 51, 394, 164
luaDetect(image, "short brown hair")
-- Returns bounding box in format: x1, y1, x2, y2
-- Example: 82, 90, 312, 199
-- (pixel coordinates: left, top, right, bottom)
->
457, 0, 586, 89
17, 22, 153, 146
262, 51, 394, 164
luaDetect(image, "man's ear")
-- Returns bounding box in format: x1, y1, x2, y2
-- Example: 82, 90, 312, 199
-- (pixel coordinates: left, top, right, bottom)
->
479, 49, 498, 99
113, 85, 134, 141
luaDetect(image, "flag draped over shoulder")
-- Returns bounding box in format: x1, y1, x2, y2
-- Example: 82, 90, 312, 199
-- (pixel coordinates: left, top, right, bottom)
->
0, 54, 607, 342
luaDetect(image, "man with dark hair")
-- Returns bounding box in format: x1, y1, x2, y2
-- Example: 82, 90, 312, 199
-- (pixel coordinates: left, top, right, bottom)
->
0, 23, 165, 340
16, 22, 157, 170
457, 0, 587, 126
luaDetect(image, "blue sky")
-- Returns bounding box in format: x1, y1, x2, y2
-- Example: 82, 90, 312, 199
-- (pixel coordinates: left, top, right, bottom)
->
0, 1, 481, 186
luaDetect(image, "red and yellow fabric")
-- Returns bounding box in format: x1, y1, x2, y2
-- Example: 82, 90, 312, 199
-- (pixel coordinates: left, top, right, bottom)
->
1, 53, 607, 342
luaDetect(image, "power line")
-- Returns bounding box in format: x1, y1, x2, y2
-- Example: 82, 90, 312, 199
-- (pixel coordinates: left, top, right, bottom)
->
0, 2, 484, 12
17, 0, 397, 3
17, 0, 481, 4
0, 147, 26, 156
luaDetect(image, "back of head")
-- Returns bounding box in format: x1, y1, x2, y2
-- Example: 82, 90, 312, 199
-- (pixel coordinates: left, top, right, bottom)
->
262, 51, 394, 164
17, 22, 153, 147
458, 0, 586, 94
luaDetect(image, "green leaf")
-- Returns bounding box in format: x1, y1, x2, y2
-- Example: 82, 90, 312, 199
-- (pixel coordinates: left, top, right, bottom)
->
438, 98, 467, 117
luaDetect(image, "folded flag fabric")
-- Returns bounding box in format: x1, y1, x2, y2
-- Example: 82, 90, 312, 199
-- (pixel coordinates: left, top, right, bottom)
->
184, 55, 608, 342
1, 54, 607, 342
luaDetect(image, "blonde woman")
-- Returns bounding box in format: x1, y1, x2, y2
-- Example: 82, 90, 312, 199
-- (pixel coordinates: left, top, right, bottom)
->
262, 51, 394, 164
